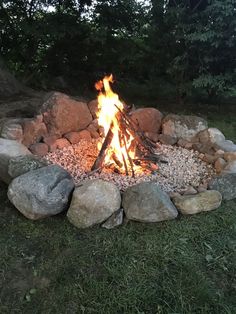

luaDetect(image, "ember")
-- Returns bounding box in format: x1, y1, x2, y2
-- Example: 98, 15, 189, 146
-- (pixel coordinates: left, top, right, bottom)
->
92, 75, 166, 176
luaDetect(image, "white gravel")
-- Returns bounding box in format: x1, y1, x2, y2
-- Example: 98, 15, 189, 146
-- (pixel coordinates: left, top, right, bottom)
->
43, 139, 215, 192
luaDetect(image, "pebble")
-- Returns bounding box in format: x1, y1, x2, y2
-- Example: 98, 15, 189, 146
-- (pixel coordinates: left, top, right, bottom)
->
43, 140, 215, 192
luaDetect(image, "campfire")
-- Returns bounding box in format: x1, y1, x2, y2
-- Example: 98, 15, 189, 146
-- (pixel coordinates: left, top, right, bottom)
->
92, 74, 165, 176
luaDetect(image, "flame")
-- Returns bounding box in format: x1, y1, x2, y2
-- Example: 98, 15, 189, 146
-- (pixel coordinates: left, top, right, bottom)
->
96, 74, 137, 172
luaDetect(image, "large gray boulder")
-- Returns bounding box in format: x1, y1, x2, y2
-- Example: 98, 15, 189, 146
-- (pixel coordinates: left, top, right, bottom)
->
8, 155, 47, 178
41, 92, 92, 136
172, 190, 222, 215
67, 179, 121, 229
122, 182, 178, 222
0, 138, 31, 183
208, 174, 236, 200
162, 114, 207, 140
8, 165, 74, 220
214, 140, 236, 152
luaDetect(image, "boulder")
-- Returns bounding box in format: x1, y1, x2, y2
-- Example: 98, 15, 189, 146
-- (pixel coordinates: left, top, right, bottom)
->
8, 155, 47, 178
101, 208, 124, 229
224, 152, 236, 162
214, 158, 227, 173
158, 134, 178, 145
172, 190, 222, 215
145, 132, 159, 143
214, 140, 236, 152
64, 132, 81, 144
67, 179, 121, 229
1, 119, 23, 142
208, 174, 236, 200
41, 92, 92, 136
222, 160, 236, 174
88, 99, 99, 119
0, 138, 31, 183
29, 143, 49, 157
162, 114, 207, 140
130, 108, 163, 134
122, 182, 178, 223
55, 138, 71, 149
8, 165, 74, 220
22, 116, 47, 147
43, 135, 59, 152
197, 128, 225, 144
78, 130, 91, 141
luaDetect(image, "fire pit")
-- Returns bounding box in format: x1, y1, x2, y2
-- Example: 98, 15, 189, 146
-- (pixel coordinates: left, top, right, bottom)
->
1, 75, 236, 228
44, 75, 215, 192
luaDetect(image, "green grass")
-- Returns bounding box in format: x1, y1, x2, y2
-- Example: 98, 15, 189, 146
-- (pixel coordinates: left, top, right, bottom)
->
0, 108, 236, 314
0, 187, 236, 314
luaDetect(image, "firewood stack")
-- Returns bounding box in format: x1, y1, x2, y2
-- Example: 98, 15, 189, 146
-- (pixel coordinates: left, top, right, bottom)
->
91, 87, 167, 177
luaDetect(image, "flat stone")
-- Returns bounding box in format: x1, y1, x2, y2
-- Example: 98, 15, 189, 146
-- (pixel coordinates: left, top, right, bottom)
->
30, 143, 48, 157
101, 208, 124, 229
130, 108, 163, 133
8, 155, 47, 178
7, 165, 74, 220
208, 174, 236, 200
67, 179, 121, 229
122, 182, 178, 223
162, 114, 208, 140
0, 138, 31, 184
172, 190, 222, 215
41, 92, 92, 136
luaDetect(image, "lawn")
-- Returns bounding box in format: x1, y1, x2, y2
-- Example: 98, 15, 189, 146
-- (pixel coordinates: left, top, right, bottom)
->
0, 105, 236, 314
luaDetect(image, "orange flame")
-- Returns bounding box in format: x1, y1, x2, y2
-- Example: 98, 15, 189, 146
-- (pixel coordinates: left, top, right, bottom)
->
96, 75, 137, 172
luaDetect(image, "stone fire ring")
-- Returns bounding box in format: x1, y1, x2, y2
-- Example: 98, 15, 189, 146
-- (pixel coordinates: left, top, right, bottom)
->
0, 92, 236, 229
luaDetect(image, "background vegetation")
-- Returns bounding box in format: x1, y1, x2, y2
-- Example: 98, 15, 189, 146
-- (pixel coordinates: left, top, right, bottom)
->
1, 0, 236, 102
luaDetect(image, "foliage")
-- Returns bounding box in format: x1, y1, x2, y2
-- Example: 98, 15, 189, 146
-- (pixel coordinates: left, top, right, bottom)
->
0, 0, 236, 100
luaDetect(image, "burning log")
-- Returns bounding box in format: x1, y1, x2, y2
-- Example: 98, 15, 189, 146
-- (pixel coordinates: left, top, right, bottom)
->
91, 74, 167, 176
91, 122, 114, 171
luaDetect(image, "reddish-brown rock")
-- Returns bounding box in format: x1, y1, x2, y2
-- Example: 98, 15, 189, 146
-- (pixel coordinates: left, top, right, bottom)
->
130, 108, 162, 134
43, 135, 59, 152
22, 116, 47, 147
55, 138, 71, 149
88, 99, 99, 119
78, 130, 92, 141
64, 132, 81, 144
30, 143, 48, 157
41, 92, 92, 136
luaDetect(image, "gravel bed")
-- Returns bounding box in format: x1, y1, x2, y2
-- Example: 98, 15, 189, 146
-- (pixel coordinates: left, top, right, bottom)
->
44, 139, 215, 192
